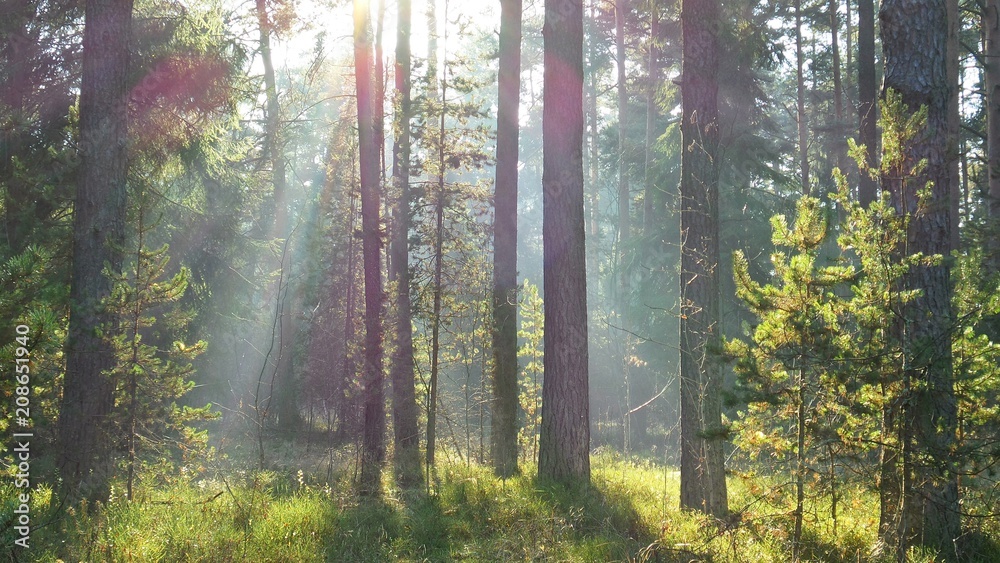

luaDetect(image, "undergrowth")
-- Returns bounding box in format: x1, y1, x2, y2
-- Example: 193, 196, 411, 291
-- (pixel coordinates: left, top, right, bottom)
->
2, 446, 998, 562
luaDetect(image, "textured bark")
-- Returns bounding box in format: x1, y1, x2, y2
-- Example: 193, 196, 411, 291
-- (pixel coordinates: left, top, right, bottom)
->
586, 0, 600, 273
492, 0, 522, 479
354, 0, 385, 496
990, 0, 1000, 268
946, 0, 960, 251
858, 0, 878, 205
879, 0, 960, 553
988, 0, 1000, 274
389, 0, 421, 487
59, 0, 133, 501
679, 0, 728, 517
538, 0, 590, 485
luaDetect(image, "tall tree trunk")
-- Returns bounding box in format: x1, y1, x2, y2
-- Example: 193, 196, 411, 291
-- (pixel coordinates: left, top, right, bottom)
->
858, 0, 878, 205
427, 0, 449, 470
538, 0, 590, 486
643, 4, 660, 238
947, 0, 960, 251
990, 0, 1000, 273
679, 0, 728, 518
796, 0, 810, 195
389, 0, 421, 487
879, 0, 960, 553
846, 0, 854, 97
426, 120, 445, 469
831, 0, 846, 175
586, 0, 600, 276
354, 0, 385, 496
375, 0, 386, 180
616, 0, 631, 296
492, 0, 522, 478
59, 0, 133, 502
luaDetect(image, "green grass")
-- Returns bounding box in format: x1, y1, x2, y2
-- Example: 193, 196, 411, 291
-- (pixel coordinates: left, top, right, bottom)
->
4, 448, 999, 562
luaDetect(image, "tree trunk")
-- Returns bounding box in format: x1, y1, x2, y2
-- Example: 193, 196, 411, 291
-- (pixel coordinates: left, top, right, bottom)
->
643, 4, 660, 237
793, 369, 806, 561
426, 122, 445, 468
878, 379, 903, 551
389, 0, 421, 487
879, 0, 961, 553
426, 0, 449, 471
796, 0, 810, 195
375, 0, 386, 181
586, 0, 600, 274
538, 0, 590, 486
846, 0, 854, 97
354, 0, 386, 496
990, 0, 1000, 273
858, 0, 878, 205
947, 0, 960, 251
59, 0, 133, 502
616, 0, 631, 297
831, 0, 846, 175
492, 0, 522, 479
679, 0, 728, 518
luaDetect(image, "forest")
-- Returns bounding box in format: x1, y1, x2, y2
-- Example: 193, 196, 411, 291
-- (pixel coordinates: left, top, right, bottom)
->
2, 0, 1000, 560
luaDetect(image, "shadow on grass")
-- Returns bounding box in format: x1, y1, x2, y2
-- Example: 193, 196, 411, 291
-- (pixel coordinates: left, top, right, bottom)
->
325, 496, 405, 562
531, 475, 656, 560
323, 463, 668, 561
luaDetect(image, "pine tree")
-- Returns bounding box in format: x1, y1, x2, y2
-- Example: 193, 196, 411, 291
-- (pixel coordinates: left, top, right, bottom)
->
879, 0, 961, 546
679, 0, 728, 517
389, 0, 421, 487
538, 0, 591, 485
729, 196, 855, 558
492, 0, 523, 478
353, 0, 386, 496
108, 189, 214, 501
59, 0, 134, 502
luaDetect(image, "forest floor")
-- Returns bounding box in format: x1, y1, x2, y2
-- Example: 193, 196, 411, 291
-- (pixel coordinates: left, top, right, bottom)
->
6, 431, 1000, 562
